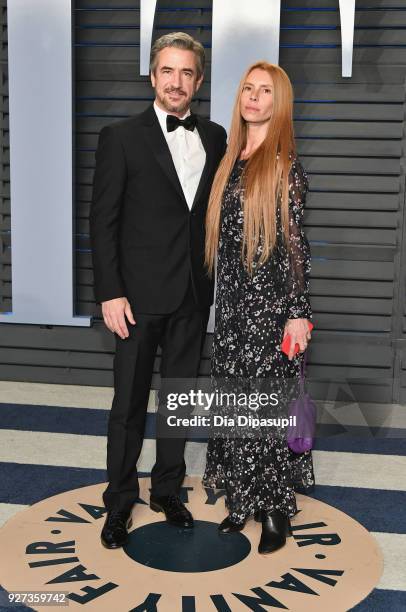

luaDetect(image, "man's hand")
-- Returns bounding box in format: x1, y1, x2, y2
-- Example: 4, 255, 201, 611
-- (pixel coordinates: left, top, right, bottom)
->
101, 297, 136, 339
283, 318, 312, 360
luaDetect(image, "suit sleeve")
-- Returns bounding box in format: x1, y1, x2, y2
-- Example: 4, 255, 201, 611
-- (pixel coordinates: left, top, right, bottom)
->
90, 125, 127, 304
286, 158, 312, 320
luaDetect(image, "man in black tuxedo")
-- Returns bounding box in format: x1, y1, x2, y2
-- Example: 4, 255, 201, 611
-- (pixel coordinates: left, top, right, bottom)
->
90, 32, 227, 548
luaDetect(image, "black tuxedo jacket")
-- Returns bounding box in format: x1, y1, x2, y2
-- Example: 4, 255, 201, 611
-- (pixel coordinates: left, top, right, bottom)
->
90, 104, 227, 314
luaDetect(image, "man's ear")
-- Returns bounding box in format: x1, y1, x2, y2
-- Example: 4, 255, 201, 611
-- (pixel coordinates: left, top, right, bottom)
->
194, 74, 204, 93
150, 71, 156, 88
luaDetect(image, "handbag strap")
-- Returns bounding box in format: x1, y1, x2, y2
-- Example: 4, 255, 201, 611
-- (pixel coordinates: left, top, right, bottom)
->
299, 348, 308, 394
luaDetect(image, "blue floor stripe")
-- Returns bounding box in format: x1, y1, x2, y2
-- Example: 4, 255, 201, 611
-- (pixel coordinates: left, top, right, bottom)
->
350, 588, 406, 611
0, 586, 31, 611
308, 485, 406, 535
0, 583, 405, 612
0, 462, 107, 506
0, 463, 405, 535
0, 403, 110, 436
1, 403, 406, 456
313, 432, 406, 456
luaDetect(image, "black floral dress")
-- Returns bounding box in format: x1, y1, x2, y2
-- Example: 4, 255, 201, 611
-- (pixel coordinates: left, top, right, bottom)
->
202, 156, 315, 524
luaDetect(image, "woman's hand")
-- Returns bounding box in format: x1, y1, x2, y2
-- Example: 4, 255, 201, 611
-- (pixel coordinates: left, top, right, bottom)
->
283, 318, 312, 360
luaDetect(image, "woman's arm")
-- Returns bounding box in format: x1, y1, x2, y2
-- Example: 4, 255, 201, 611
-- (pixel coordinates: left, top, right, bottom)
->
286, 157, 312, 321
283, 157, 312, 359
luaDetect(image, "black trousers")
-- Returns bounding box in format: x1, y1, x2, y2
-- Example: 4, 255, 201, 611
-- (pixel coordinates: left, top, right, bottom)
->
102, 281, 209, 513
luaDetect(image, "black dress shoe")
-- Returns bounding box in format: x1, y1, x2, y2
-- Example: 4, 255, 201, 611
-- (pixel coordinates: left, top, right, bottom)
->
101, 509, 133, 549
258, 509, 291, 554
254, 509, 292, 537
150, 494, 193, 528
218, 515, 246, 533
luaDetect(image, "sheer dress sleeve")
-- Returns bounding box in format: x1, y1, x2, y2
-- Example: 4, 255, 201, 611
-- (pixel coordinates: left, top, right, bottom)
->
286, 157, 312, 320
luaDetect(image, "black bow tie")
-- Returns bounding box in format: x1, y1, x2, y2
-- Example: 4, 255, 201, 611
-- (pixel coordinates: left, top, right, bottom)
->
166, 114, 197, 133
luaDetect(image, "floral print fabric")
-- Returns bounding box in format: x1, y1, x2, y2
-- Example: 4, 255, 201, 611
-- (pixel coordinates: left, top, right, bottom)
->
202, 156, 315, 524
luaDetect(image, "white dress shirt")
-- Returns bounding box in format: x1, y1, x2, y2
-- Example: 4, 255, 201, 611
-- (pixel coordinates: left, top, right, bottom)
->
153, 102, 206, 209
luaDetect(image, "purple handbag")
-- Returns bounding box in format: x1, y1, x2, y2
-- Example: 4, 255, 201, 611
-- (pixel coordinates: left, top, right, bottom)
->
287, 350, 317, 453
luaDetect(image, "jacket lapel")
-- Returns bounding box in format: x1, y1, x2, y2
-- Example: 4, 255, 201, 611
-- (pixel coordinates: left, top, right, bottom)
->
141, 105, 214, 211
191, 117, 214, 211
141, 105, 188, 208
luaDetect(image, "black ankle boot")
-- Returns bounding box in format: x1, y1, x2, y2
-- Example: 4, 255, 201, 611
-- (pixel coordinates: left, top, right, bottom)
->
258, 509, 290, 554
218, 515, 246, 533
254, 509, 292, 537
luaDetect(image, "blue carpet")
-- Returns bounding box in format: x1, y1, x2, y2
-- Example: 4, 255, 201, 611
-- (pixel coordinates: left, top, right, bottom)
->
0, 585, 32, 611
308, 485, 406, 534
0, 462, 107, 505
351, 588, 406, 611
0, 462, 405, 535
1, 403, 406, 455
0, 399, 405, 610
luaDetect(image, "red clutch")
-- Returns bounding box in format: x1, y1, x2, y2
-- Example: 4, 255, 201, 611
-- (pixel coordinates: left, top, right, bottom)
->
281, 321, 314, 356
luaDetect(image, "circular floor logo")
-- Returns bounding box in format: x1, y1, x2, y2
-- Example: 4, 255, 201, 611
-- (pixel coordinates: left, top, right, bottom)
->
0, 477, 382, 611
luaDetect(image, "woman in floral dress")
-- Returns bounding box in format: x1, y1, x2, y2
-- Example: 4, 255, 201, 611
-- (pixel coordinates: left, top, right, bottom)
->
203, 61, 315, 554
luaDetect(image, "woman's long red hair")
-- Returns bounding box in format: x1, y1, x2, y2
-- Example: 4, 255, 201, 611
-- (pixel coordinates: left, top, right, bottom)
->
205, 61, 296, 275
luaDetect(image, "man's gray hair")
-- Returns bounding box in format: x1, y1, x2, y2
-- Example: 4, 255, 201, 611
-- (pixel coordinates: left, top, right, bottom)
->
150, 32, 205, 79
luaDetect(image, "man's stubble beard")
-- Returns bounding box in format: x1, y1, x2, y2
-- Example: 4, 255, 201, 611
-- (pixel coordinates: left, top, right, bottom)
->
156, 91, 193, 116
